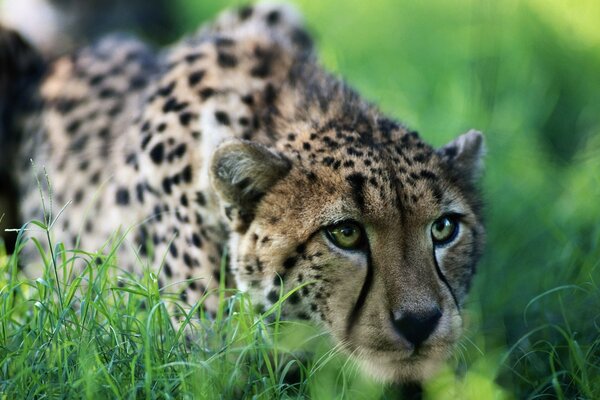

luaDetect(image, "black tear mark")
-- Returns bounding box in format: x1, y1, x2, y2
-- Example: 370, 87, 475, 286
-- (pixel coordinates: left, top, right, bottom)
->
346, 249, 373, 335
432, 249, 460, 309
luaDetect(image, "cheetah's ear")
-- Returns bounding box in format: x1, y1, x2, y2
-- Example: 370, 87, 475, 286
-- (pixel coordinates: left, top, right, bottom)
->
210, 139, 291, 225
438, 130, 485, 182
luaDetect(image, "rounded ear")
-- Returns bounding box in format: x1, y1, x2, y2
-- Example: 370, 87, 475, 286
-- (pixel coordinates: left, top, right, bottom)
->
438, 130, 485, 182
210, 139, 291, 227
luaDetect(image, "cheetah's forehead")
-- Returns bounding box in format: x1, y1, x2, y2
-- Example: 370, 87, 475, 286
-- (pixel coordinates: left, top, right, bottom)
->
274, 121, 456, 223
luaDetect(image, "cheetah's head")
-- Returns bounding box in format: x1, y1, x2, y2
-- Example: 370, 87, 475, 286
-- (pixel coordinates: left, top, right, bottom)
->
210, 127, 485, 383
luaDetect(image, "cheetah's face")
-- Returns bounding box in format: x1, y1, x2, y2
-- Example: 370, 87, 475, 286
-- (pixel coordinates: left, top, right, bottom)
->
210, 130, 485, 382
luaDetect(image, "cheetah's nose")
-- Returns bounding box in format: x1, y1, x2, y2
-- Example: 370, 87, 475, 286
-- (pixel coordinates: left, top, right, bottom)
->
391, 307, 442, 348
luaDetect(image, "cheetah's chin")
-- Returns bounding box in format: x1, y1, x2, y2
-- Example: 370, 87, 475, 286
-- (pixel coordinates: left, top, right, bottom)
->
355, 347, 451, 383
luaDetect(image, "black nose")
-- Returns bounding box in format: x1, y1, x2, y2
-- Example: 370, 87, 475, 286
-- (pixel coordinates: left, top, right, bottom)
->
391, 307, 442, 347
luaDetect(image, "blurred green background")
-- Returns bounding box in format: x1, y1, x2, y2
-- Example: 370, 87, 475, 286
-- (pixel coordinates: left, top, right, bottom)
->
4, 0, 600, 397
173, 1, 600, 397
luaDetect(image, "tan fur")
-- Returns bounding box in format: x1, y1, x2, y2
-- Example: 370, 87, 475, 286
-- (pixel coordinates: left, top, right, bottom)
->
14, 3, 485, 382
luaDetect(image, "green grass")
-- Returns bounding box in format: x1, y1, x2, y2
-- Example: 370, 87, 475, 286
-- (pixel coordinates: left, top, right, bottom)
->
0, 208, 389, 399
2, 0, 600, 398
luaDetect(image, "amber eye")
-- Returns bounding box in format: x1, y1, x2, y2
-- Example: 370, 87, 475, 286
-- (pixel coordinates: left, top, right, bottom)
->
431, 216, 459, 245
326, 221, 364, 250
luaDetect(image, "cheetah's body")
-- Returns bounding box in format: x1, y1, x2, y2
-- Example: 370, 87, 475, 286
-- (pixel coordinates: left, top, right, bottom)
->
13, 4, 485, 382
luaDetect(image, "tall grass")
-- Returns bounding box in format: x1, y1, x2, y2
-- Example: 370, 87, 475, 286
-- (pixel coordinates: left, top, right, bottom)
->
0, 212, 390, 399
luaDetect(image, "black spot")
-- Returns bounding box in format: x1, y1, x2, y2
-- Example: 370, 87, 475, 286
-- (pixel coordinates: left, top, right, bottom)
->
291, 28, 313, 49
141, 135, 152, 150
73, 190, 83, 204
251, 57, 272, 78
343, 160, 354, 168
239, 6, 253, 20
238, 117, 249, 126
172, 143, 187, 159
264, 84, 276, 105
420, 170, 437, 180
89, 74, 104, 86
187, 70, 205, 87
266, 10, 280, 25
66, 119, 81, 135
297, 312, 310, 320
180, 193, 189, 207
283, 256, 297, 269
164, 263, 173, 277
157, 123, 167, 132
289, 292, 300, 305
107, 103, 122, 117
125, 153, 137, 166
347, 147, 364, 157
98, 88, 116, 99
54, 98, 78, 113
70, 135, 88, 151
377, 118, 399, 136
215, 111, 230, 125
162, 98, 177, 113
179, 112, 194, 126
268, 290, 279, 304
183, 253, 193, 268
196, 192, 206, 206
199, 88, 215, 99
162, 97, 188, 113
241, 95, 254, 107
162, 177, 172, 194
217, 52, 238, 68
181, 165, 193, 183
192, 233, 202, 248
136, 183, 145, 203
302, 142, 311, 150
130, 76, 147, 90
296, 243, 306, 254
116, 188, 130, 205
149, 142, 165, 164
346, 173, 366, 210
180, 291, 188, 302
169, 243, 178, 258
157, 82, 175, 97
215, 37, 235, 47
90, 171, 101, 184
185, 53, 203, 63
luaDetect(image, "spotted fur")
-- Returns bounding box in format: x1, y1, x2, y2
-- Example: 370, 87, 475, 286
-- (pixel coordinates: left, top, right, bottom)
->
9, 3, 485, 382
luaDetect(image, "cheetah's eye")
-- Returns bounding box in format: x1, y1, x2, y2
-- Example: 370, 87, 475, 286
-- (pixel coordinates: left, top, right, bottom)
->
325, 221, 364, 250
431, 215, 459, 246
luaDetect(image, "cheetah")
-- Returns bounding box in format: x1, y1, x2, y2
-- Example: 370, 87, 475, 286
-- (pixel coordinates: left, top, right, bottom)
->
2, 3, 485, 383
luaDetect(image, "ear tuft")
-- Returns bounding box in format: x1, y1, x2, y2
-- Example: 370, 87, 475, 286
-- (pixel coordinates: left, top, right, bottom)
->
438, 130, 485, 182
210, 139, 291, 213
